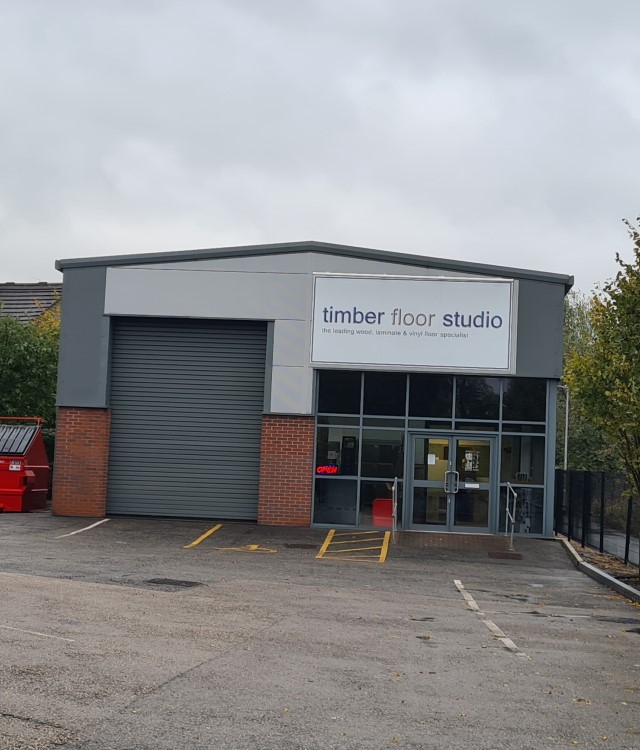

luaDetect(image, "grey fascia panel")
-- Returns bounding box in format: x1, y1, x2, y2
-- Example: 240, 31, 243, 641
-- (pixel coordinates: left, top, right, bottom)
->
56, 266, 111, 408
515, 280, 565, 377
56, 240, 574, 291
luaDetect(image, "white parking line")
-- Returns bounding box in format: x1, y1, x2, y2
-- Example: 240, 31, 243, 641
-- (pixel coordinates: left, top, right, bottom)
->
454, 579, 527, 658
55, 518, 110, 539
0, 624, 75, 642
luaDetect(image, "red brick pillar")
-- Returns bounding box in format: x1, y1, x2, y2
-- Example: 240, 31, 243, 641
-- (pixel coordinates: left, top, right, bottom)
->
52, 407, 111, 517
258, 415, 315, 526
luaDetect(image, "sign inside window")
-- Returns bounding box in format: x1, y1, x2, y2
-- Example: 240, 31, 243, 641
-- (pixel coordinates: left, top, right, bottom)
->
463, 450, 480, 472
316, 465, 339, 475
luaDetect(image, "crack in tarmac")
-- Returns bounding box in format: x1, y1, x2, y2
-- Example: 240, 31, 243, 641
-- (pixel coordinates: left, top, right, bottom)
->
0, 712, 66, 730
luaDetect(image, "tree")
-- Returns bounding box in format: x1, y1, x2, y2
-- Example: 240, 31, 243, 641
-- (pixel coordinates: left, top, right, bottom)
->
564, 290, 593, 359
0, 309, 59, 425
558, 292, 620, 472
565, 217, 640, 497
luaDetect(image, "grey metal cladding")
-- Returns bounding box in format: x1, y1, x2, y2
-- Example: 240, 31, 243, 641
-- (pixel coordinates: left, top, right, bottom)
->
56, 267, 111, 408
515, 280, 565, 378
106, 318, 267, 520
57, 245, 571, 413
56, 240, 574, 290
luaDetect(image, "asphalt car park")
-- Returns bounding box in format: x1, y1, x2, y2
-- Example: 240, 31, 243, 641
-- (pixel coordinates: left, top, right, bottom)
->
1, 513, 640, 750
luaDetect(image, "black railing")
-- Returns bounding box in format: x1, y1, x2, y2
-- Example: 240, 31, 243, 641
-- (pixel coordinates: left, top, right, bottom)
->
555, 470, 639, 567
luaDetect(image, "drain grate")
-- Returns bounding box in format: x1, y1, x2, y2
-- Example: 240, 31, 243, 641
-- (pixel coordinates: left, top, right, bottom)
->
145, 578, 202, 588
284, 543, 316, 549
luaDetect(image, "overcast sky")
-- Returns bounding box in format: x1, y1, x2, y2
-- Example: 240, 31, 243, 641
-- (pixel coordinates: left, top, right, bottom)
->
1, 0, 639, 292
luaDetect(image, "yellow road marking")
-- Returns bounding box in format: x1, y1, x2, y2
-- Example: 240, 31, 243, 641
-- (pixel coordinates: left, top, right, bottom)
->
316, 530, 391, 562
215, 544, 277, 553
315, 529, 335, 559
328, 537, 386, 545
183, 523, 222, 549
323, 545, 387, 553
379, 531, 391, 563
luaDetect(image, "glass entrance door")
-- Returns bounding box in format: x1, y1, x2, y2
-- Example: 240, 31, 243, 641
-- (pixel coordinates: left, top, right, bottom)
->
409, 435, 495, 531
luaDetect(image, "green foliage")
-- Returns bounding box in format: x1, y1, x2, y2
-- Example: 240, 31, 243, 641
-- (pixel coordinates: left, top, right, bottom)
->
565, 217, 640, 497
557, 292, 619, 471
0, 311, 59, 425
563, 291, 593, 358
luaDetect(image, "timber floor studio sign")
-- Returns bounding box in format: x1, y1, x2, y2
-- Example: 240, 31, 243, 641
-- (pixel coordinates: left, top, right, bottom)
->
311, 274, 516, 372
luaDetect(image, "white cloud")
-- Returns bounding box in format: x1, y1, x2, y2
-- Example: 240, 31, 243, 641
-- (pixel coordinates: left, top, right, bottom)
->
1, 0, 639, 291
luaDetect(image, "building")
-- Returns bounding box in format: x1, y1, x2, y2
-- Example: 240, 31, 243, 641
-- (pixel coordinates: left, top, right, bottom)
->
52, 241, 572, 536
0, 282, 62, 322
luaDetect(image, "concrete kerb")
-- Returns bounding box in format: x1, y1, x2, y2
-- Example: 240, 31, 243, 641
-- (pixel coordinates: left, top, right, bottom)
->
556, 535, 640, 604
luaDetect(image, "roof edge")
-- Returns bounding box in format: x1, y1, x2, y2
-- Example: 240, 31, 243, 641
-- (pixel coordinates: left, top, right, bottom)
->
55, 240, 574, 291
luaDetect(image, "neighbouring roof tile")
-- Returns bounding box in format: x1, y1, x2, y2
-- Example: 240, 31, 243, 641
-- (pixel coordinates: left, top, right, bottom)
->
0, 282, 62, 323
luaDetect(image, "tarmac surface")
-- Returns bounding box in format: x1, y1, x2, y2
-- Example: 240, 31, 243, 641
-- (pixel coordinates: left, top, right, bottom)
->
1, 513, 640, 749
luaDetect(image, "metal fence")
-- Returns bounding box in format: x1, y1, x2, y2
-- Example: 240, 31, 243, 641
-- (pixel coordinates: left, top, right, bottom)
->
555, 470, 639, 567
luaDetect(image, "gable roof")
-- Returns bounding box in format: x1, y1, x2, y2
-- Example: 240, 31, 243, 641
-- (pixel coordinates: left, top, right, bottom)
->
55, 239, 574, 291
0, 283, 62, 323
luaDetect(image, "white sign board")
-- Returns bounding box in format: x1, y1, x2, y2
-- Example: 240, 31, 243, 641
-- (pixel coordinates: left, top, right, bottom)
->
311, 275, 515, 372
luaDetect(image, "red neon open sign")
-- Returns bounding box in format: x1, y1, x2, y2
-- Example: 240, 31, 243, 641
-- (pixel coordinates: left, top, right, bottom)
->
316, 465, 339, 475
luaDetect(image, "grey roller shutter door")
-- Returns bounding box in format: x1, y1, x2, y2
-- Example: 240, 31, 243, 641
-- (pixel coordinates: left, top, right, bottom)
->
107, 318, 267, 519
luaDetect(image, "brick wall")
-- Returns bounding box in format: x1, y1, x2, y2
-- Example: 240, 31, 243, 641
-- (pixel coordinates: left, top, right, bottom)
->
52, 407, 111, 517
258, 415, 315, 526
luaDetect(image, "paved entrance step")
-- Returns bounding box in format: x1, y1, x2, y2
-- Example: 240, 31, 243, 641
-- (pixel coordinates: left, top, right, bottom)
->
397, 532, 512, 552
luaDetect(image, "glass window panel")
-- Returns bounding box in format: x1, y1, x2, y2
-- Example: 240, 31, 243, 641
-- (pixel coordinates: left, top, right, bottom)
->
317, 415, 360, 426
408, 419, 452, 429
361, 429, 404, 478
363, 372, 407, 416
502, 379, 547, 422
413, 487, 448, 526
454, 489, 489, 527
455, 376, 500, 420
317, 371, 361, 414
455, 439, 491, 483
454, 422, 499, 432
315, 427, 359, 476
363, 417, 405, 427
359, 480, 403, 528
313, 479, 357, 525
409, 374, 453, 418
413, 437, 449, 481
500, 436, 545, 484
499, 486, 544, 534
501, 423, 545, 433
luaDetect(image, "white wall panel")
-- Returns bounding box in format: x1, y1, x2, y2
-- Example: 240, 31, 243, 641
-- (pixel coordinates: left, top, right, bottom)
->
270, 366, 312, 414
105, 268, 308, 321
272, 320, 309, 367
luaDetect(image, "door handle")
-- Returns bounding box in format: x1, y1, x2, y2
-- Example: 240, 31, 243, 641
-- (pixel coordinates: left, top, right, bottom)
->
444, 470, 453, 494
444, 470, 460, 494
444, 471, 451, 493
452, 471, 460, 494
